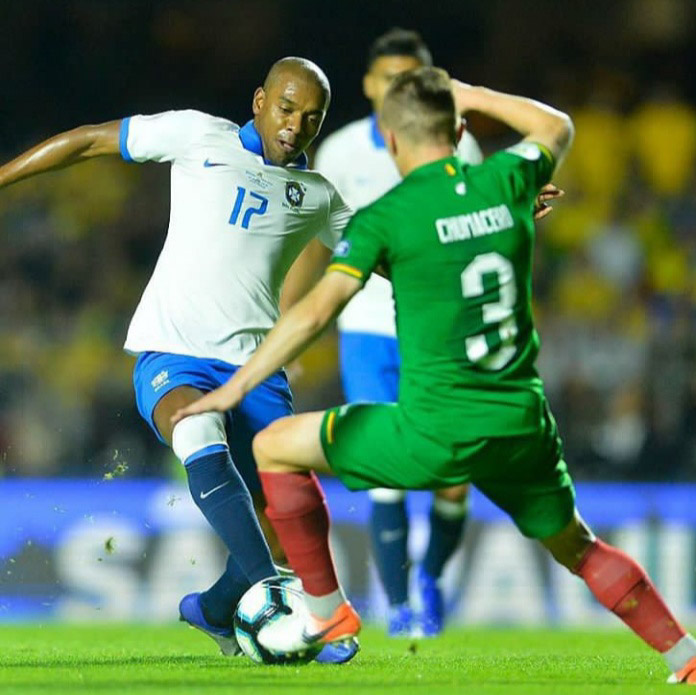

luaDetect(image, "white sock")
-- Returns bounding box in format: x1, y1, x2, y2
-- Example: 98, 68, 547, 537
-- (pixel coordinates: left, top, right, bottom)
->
304, 587, 345, 620
274, 564, 296, 578
664, 633, 696, 673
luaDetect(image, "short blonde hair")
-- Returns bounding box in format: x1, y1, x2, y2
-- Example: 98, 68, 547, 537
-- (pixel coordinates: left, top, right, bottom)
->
380, 67, 456, 146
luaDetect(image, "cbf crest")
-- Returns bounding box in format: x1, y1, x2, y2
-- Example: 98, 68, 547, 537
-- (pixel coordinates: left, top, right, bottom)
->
284, 181, 306, 208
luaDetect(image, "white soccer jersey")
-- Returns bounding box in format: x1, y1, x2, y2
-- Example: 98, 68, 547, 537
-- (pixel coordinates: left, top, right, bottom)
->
315, 115, 483, 337
120, 110, 351, 364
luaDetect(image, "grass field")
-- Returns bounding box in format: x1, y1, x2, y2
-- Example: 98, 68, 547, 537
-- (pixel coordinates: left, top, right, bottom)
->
0, 624, 679, 694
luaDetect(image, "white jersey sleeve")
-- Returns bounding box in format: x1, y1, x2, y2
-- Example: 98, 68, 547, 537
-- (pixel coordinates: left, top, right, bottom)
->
318, 184, 352, 249
314, 136, 350, 196
120, 110, 212, 163
457, 130, 484, 165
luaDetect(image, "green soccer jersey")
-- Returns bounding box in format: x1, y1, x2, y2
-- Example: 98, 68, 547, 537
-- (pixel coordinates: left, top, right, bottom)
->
327, 141, 555, 441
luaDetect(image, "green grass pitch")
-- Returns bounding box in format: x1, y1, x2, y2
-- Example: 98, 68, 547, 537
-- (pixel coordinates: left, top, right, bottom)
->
0, 624, 679, 694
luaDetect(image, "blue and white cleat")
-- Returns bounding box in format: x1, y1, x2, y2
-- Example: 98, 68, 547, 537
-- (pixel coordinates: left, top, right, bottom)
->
303, 601, 361, 665
387, 603, 414, 637
314, 637, 360, 664
179, 592, 242, 656
417, 566, 444, 637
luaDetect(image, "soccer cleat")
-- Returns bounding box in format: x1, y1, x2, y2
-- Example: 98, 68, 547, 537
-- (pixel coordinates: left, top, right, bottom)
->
417, 565, 444, 637
387, 603, 413, 637
302, 601, 361, 664
178, 592, 242, 656
314, 637, 360, 664
668, 656, 696, 684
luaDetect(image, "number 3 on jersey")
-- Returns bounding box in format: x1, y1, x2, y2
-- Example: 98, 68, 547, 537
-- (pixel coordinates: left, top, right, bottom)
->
461, 252, 518, 370
229, 186, 268, 229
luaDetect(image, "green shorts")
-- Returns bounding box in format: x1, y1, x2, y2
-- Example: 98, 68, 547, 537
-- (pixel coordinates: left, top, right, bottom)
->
320, 401, 575, 540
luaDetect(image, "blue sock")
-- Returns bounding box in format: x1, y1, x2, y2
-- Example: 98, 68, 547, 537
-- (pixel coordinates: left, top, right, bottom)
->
370, 500, 409, 606
422, 501, 467, 579
185, 448, 276, 621
199, 553, 250, 628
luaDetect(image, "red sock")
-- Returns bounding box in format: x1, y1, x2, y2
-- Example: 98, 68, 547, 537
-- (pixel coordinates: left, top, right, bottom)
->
574, 539, 685, 652
259, 471, 340, 597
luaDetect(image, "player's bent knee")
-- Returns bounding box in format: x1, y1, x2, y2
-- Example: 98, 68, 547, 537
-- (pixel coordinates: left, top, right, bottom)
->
171, 411, 227, 464
369, 488, 406, 503
252, 427, 288, 471
252, 429, 273, 470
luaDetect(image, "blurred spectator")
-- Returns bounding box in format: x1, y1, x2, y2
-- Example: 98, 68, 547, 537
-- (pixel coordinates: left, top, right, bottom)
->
0, 0, 695, 482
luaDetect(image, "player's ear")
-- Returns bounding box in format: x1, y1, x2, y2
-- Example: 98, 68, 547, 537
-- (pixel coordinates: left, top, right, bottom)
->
455, 117, 467, 145
252, 87, 266, 116
386, 130, 398, 157
363, 73, 375, 102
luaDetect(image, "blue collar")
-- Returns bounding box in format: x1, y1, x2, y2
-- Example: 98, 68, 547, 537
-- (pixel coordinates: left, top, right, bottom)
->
370, 113, 386, 149
239, 120, 308, 169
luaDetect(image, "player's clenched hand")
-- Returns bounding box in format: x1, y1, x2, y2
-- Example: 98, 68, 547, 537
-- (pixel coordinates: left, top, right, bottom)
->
533, 183, 564, 221
171, 382, 244, 425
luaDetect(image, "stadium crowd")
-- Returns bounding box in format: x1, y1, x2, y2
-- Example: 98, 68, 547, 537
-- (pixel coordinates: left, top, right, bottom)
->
0, 1, 694, 481
1, 87, 694, 481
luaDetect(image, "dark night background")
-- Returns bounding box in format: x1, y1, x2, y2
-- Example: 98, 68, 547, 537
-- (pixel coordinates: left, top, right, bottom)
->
1, 0, 695, 481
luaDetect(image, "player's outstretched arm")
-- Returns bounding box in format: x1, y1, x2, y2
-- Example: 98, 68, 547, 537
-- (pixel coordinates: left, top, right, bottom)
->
279, 238, 333, 313
0, 120, 121, 191
451, 82, 574, 167
171, 271, 363, 422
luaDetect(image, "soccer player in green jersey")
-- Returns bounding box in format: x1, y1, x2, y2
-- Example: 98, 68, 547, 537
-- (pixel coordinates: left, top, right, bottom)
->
172, 69, 696, 681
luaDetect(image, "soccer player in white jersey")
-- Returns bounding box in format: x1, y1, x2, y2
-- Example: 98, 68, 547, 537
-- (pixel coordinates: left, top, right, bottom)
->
314, 29, 482, 638
0, 57, 357, 663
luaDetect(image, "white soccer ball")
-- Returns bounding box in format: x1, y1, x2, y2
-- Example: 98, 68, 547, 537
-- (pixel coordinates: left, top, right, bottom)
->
233, 576, 320, 665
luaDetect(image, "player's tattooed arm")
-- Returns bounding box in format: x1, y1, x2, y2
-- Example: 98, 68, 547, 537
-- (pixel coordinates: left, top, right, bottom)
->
172, 272, 363, 421
0, 120, 121, 190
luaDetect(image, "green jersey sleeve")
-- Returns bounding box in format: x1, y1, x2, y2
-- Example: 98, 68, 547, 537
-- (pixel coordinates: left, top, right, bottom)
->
483, 141, 555, 207
327, 205, 388, 283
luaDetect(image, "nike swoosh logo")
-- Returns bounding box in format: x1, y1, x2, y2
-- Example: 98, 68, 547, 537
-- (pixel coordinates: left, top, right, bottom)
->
199, 481, 231, 499
301, 617, 343, 644
203, 159, 227, 168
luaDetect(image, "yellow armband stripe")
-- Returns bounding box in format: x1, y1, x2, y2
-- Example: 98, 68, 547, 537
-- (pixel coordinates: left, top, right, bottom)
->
326, 263, 364, 280
535, 143, 555, 167
325, 411, 337, 444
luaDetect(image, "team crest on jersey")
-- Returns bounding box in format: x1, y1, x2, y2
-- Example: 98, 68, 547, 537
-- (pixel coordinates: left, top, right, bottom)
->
285, 181, 305, 208
333, 240, 351, 258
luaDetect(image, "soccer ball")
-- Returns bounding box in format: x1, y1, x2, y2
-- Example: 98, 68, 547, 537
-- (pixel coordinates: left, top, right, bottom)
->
233, 576, 321, 665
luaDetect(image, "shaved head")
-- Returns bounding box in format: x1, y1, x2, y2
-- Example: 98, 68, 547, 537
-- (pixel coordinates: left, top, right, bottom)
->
252, 56, 331, 166
264, 57, 331, 107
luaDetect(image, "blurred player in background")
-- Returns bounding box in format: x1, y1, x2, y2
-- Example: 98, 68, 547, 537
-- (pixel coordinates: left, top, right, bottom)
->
314, 28, 551, 637
0, 57, 355, 664
175, 70, 696, 684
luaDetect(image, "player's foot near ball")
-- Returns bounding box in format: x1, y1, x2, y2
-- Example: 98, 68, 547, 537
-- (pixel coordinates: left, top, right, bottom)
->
417, 566, 444, 637
178, 592, 242, 656
387, 603, 413, 637
303, 601, 361, 664
668, 655, 696, 684
314, 637, 360, 664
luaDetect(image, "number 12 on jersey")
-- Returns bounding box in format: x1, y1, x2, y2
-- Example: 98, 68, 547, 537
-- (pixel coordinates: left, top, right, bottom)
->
229, 186, 268, 229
